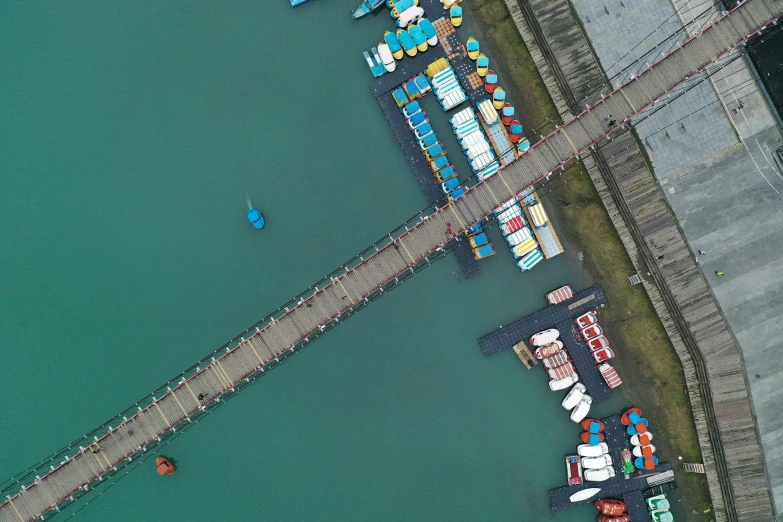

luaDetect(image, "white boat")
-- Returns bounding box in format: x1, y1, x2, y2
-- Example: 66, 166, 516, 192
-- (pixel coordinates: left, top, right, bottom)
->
631, 432, 654, 446
568, 487, 601, 502
577, 442, 609, 457
570, 396, 593, 422
450, 108, 474, 127
561, 383, 586, 410
505, 228, 532, 247
548, 373, 578, 391
581, 454, 613, 469
377, 44, 396, 73
396, 6, 424, 28
531, 328, 559, 347
471, 152, 495, 171
584, 466, 616, 482
633, 445, 657, 457
478, 99, 499, 125
467, 142, 491, 160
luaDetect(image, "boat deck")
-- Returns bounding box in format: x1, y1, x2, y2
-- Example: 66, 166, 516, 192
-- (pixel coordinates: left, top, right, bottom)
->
479, 114, 516, 165
518, 188, 564, 259
477, 285, 612, 401
550, 414, 674, 521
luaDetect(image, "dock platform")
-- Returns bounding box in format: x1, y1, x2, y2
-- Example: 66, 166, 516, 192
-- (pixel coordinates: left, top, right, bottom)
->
478, 285, 611, 401
519, 188, 563, 259
373, 62, 480, 279
512, 341, 537, 369
479, 113, 516, 165
550, 414, 674, 521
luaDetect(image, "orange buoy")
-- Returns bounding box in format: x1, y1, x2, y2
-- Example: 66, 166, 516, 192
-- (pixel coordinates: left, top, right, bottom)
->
156, 457, 176, 475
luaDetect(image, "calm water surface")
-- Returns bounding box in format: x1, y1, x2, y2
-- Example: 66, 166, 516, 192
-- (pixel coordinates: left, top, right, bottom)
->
1, 2, 627, 520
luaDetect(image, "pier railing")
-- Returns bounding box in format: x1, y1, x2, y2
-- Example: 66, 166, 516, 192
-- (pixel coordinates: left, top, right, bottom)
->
2, 1, 781, 519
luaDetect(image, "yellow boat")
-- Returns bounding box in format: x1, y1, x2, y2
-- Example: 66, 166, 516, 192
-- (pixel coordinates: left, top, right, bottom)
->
466, 38, 480, 60
384, 31, 404, 60
492, 87, 506, 110
450, 6, 462, 27
476, 53, 488, 77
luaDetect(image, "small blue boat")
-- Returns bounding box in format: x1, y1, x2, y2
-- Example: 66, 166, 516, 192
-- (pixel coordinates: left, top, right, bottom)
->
402, 100, 420, 118
441, 177, 461, 193
430, 156, 450, 172
448, 186, 466, 201
407, 112, 428, 129
353, 0, 385, 19
472, 243, 495, 259
384, 31, 403, 59
247, 208, 265, 229
397, 29, 417, 56
418, 133, 438, 150
468, 233, 489, 248
436, 166, 456, 182
414, 122, 433, 139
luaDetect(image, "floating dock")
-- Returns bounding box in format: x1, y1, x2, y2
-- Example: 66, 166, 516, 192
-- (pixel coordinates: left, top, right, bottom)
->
518, 188, 564, 259
479, 113, 516, 165
477, 285, 612, 402
549, 414, 675, 521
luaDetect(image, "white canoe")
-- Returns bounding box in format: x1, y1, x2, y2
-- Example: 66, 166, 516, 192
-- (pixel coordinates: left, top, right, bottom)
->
569, 487, 601, 502
577, 442, 609, 457
377, 44, 396, 73
530, 328, 560, 346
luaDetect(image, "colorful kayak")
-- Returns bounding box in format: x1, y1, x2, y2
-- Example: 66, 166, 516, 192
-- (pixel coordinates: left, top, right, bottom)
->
509, 120, 523, 143
493, 87, 506, 109
466, 37, 480, 60
450, 6, 462, 27
396, 28, 417, 57
384, 31, 404, 60
247, 208, 265, 229
485, 71, 498, 93
353, 0, 385, 19
418, 18, 438, 46
501, 103, 514, 125
408, 25, 428, 52
476, 54, 488, 76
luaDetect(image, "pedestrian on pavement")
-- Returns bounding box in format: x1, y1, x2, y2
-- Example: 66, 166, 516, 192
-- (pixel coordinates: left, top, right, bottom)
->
655, 255, 664, 260
697, 249, 703, 255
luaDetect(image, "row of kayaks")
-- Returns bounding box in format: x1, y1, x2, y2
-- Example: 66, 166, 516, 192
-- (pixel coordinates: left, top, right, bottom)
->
494, 198, 544, 272
379, 17, 438, 66
576, 311, 623, 390
401, 100, 466, 202
449, 106, 499, 177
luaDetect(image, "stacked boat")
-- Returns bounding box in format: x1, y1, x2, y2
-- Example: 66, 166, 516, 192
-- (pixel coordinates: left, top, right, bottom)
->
575, 311, 623, 390
467, 222, 495, 260
494, 198, 543, 272
529, 328, 583, 393
622, 407, 658, 471
646, 493, 674, 522
427, 58, 467, 111
595, 499, 630, 522
449, 107, 498, 177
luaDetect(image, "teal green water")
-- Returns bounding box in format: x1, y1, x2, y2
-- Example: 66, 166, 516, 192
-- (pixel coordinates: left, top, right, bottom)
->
1, 2, 628, 520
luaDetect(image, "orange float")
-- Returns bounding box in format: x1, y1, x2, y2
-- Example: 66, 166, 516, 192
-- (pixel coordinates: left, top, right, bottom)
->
156, 457, 176, 475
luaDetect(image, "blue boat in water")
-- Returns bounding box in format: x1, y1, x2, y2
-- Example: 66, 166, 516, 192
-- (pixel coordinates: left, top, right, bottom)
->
247, 208, 265, 229
353, 0, 385, 19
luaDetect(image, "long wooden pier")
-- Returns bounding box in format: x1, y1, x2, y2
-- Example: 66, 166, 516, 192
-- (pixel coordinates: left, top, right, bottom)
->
1, 1, 781, 519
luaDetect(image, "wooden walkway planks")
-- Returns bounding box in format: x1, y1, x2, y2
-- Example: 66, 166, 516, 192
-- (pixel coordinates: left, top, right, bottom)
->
1, 2, 780, 519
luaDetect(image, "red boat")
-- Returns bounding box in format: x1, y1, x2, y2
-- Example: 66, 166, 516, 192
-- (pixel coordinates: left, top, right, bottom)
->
580, 419, 604, 433
501, 214, 525, 235
566, 455, 583, 485
598, 516, 630, 522
594, 499, 627, 516
599, 363, 623, 389
580, 324, 603, 340
546, 284, 573, 305
485, 70, 498, 93
580, 432, 605, 444
588, 336, 611, 351
534, 341, 562, 360
621, 407, 643, 425
547, 362, 576, 381
592, 347, 615, 363
575, 311, 597, 328
501, 103, 514, 125
508, 120, 523, 143
542, 350, 570, 369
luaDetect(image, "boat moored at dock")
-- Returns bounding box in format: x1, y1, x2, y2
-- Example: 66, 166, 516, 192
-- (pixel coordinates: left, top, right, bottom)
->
485, 71, 498, 93
450, 6, 462, 27
566, 455, 583, 485
418, 18, 438, 46
501, 103, 514, 125
384, 31, 404, 59
408, 25, 428, 52
247, 207, 265, 229
353, 0, 385, 19
377, 43, 396, 72
466, 37, 480, 60
396, 28, 417, 56
476, 54, 488, 76
492, 87, 506, 109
